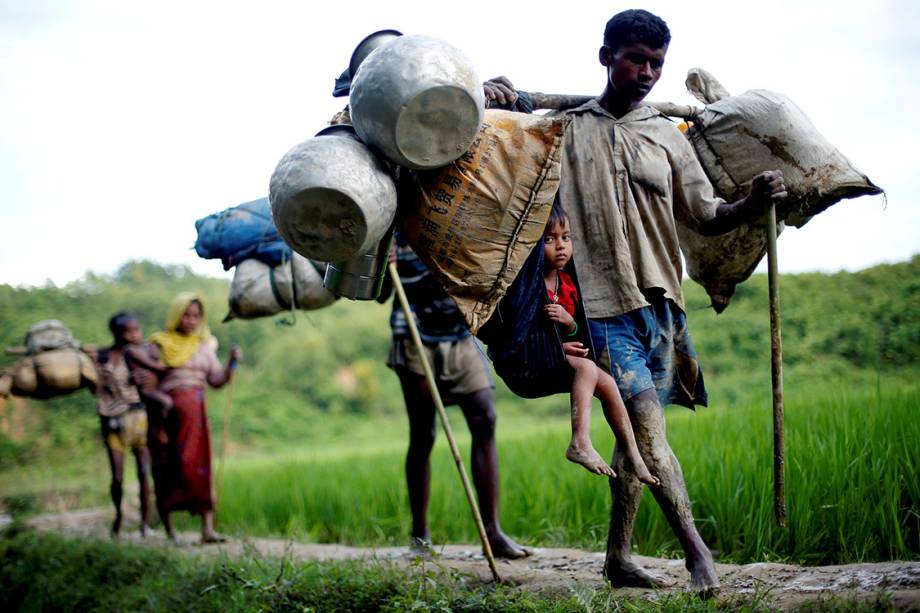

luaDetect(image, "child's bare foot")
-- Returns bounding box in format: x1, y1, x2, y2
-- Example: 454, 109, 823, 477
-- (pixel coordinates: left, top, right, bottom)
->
566, 441, 616, 477
629, 456, 660, 487
634, 464, 660, 487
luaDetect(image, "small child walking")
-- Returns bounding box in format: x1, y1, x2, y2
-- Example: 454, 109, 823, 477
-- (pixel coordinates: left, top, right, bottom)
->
542, 203, 659, 485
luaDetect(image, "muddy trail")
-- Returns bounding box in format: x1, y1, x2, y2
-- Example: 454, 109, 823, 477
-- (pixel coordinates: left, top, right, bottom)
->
16, 507, 920, 610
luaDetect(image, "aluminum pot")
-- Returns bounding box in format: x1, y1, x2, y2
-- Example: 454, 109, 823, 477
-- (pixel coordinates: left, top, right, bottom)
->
323, 226, 393, 300
349, 29, 402, 83
349, 34, 484, 170
269, 125, 397, 262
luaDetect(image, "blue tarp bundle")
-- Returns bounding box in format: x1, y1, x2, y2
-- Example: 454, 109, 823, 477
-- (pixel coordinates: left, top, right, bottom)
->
194, 198, 291, 270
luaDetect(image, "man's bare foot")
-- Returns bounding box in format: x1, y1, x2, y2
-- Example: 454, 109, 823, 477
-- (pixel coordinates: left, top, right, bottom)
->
410, 536, 436, 558
566, 441, 616, 477
110, 516, 122, 538
487, 530, 533, 559
687, 553, 720, 596
604, 560, 672, 588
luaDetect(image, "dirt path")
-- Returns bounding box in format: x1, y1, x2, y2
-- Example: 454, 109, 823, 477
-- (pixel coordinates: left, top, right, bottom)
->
19, 508, 920, 611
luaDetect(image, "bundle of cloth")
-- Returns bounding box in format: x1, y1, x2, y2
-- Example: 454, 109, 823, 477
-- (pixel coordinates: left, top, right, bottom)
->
194, 198, 337, 320
0, 320, 97, 399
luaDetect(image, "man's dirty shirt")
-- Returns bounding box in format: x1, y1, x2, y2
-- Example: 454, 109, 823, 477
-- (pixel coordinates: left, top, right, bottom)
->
556, 99, 724, 319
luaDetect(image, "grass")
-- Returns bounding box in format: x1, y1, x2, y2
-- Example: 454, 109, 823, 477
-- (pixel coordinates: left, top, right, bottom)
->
210, 378, 919, 566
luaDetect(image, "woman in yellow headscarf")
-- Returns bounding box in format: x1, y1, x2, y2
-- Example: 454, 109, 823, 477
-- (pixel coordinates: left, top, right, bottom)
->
148, 292, 241, 543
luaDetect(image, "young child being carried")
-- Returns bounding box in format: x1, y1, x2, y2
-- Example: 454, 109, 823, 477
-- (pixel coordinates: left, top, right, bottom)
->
542, 203, 660, 485
120, 321, 173, 422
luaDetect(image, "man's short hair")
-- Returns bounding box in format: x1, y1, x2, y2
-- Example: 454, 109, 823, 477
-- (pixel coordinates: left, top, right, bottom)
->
603, 9, 671, 52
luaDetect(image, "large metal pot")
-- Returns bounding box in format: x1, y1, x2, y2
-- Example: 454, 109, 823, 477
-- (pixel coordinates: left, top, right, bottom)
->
269, 125, 397, 262
349, 29, 402, 82
349, 34, 484, 170
323, 226, 393, 301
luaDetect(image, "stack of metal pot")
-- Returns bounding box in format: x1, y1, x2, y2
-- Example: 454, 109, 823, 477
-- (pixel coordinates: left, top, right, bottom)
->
269, 31, 484, 300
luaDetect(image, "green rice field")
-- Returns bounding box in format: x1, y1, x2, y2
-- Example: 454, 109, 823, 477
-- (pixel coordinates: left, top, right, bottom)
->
215, 379, 919, 566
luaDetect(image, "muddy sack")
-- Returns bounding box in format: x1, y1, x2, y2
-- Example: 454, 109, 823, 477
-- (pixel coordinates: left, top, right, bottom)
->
401, 109, 567, 333
667, 69, 883, 311
24, 320, 78, 355
2, 348, 97, 399
225, 253, 337, 321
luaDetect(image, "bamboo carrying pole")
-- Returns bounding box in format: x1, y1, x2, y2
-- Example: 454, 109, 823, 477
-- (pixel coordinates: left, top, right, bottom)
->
387, 263, 503, 583
214, 375, 235, 527
766, 202, 787, 527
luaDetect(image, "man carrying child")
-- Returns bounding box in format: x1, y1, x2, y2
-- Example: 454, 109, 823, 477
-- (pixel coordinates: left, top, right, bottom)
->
493, 9, 788, 592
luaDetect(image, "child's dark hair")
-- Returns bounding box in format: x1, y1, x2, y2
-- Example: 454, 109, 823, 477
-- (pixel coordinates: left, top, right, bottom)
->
108, 311, 137, 344
603, 9, 671, 52
546, 200, 570, 232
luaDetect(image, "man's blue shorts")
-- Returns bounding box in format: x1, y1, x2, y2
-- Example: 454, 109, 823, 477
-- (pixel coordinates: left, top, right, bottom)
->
589, 298, 708, 410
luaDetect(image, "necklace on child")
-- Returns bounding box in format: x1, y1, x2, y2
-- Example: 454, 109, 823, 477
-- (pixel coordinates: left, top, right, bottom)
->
551, 271, 560, 303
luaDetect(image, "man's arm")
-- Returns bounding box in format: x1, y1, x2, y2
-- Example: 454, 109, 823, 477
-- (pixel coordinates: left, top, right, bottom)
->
697, 170, 788, 235
483, 76, 533, 113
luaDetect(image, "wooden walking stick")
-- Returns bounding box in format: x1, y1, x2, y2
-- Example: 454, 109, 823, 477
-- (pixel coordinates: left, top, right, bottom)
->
766, 201, 787, 527
388, 263, 503, 583
214, 375, 235, 528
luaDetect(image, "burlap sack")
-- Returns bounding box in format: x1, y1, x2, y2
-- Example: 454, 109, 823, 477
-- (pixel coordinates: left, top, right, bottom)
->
25, 320, 78, 355
670, 69, 882, 311
225, 253, 337, 320
9, 348, 96, 399
401, 109, 567, 333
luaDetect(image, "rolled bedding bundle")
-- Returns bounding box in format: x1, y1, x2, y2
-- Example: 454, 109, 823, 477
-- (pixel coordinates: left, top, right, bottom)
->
225, 252, 337, 321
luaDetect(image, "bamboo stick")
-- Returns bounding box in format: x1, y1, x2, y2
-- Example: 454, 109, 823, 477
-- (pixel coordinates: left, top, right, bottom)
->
766, 202, 787, 527
214, 376, 235, 528
526, 92, 701, 119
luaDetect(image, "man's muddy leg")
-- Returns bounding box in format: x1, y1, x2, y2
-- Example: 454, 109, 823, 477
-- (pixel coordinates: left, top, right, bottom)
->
615, 389, 719, 592
603, 438, 667, 587
399, 373, 437, 547
458, 388, 531, 559
105, 446, 124, 537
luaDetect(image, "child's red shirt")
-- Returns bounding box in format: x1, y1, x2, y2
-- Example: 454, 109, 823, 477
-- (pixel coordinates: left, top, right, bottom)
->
546, 270, 579, 316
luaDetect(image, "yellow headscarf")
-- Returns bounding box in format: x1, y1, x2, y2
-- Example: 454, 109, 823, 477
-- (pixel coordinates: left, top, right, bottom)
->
149, 292, 215, 367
